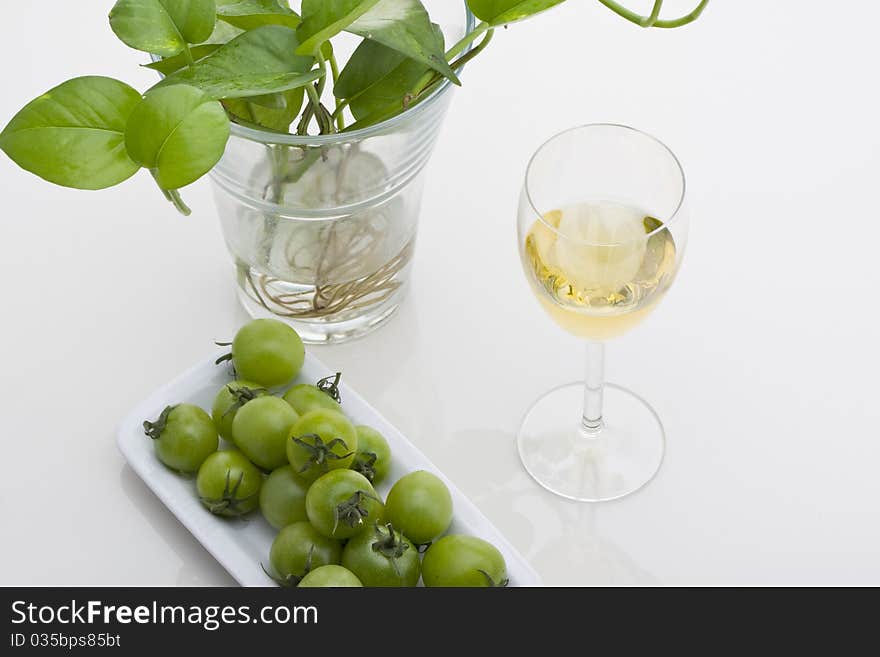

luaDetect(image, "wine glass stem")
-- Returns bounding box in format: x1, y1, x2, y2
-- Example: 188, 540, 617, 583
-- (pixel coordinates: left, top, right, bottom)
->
582, 342, 605, 435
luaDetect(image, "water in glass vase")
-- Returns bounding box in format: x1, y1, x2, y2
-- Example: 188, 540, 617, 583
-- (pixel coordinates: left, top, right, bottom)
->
523, 200, 677, 340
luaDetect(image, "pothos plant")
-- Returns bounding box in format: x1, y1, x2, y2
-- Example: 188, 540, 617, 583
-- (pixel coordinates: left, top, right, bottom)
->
0, 0, 709, 216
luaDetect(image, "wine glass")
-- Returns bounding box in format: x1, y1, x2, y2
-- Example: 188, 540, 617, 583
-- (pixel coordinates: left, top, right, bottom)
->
516, 124, 689, 502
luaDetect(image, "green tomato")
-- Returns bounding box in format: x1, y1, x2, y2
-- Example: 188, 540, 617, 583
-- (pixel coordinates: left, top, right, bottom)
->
287, 409, 357, 481
351, 425, 392, 485
225, 319, 305, 387
283, 383, 341, 416
341, 523, 420, 587
211, 380, 267, 441
259, 466, 309, 530
384, 470, 453, 545
305, 470, 384, 540
144, 404, 218, 474
422, 535, 508, 587
269, 521, 341, 587
298, 565, 362, 588
196, 450, 262, 517
231, 396, 299, 471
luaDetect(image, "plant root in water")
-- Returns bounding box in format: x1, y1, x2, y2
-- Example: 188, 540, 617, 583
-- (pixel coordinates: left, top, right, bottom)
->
240, 239, 413, 320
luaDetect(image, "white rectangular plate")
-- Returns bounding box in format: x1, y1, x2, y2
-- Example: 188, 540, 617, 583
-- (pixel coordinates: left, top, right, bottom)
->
118, 353, 541, 586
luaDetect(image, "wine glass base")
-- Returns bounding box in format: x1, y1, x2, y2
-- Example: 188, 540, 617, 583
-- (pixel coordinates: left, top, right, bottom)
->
516, 382, 666, 502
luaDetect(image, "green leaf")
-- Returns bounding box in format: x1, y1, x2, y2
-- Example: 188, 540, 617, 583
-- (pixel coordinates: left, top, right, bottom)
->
348, 0, 459, 85
125, 85, 230, 189
295, 0, 381, 55
247, 93, 288, 109
201, 17, 244, 44
343, 93, 422, 131
109, 0, 217, 56
160, 0, 218, 41
154, 25, 321, 99
160, 68, 323, 100
348, 56, 429, 123
144, 44, 220, 75
217, 0, 301, 30
224, 88, 304, 132
334, 38, 407, 101
167, 70, 324, 100
0, 76, 142, 190
336, 24, 445, 125
466, 0, 566, 26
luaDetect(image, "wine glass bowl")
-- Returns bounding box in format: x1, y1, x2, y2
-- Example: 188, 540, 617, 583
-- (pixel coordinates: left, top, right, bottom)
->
516, 124, 689, 502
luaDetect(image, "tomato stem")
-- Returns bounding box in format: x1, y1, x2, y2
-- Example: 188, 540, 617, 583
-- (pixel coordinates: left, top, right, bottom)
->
200, 470, 258, 517
291, 434, 353, 477
316, 372, 342, 403
143, 405, 175, 440
478, 569, 510, 587
332, 491, 377, 534
261, 546, 313, 588
352, 451, 378, 482
372, 523, 409, 559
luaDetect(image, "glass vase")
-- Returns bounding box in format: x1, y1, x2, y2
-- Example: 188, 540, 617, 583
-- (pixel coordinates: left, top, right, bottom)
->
210, 5, 473, 344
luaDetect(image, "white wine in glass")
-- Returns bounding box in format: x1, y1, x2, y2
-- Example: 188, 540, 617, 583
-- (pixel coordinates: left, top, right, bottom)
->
524, 200, 677, 340
516, 124, 689, 502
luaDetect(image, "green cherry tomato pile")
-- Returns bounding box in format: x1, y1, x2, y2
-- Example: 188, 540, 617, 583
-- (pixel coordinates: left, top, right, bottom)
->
142, 319, 509, 588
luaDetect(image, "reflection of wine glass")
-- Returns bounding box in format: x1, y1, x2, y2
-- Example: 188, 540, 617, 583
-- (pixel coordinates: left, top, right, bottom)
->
516, 124, 689, 502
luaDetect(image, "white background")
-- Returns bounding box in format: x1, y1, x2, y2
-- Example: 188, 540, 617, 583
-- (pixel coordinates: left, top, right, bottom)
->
1, 1, 878, 585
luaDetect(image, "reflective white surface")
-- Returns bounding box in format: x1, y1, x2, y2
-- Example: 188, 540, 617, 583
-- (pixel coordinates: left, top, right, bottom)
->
2, 1, 879, 585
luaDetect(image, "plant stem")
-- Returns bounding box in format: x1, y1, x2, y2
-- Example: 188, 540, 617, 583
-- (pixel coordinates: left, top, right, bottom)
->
331, 98, 350, 121
304, 83, 335, 134
597, 0, 640, 24
596, 0, 709, 28
267, 145, 289, 203
410, 28, 495, 100
165, 189, 191, 215
296, 103, 314, 136
305, 84, 321, 129
349, 22, 495, 132
316, 104, 334, 134
182, 43, 195, 67
643, 0, 663, 28
151, 169, 191, 215
285, 147, 322, 184
305, 84, 321, 112
449, 29, 494, 74
446, 21, 490, 61
328, 52, 345, 131
328, 52, 340, 85
315, 47, 328, 97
